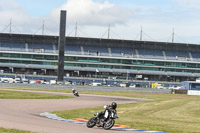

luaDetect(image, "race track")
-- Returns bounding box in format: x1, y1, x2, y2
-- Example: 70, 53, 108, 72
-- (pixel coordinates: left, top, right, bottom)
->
0, 89, 147, 133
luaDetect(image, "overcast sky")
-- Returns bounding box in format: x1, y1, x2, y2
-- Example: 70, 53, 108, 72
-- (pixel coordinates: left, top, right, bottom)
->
1, 0, 200, 44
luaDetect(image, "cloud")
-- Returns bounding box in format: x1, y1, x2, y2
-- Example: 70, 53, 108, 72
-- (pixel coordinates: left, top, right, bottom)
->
50, 0, 133, 26
0, 0, 200, 44
0, 0, 44, 34
0, 0, 133, 35
173, 0, 200, 9
0, 1, 27, 24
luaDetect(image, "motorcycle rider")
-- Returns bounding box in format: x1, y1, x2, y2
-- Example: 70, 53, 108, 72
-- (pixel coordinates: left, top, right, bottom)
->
98, 102, 117, 122
72, 88, 79, 96
87, 102, 118, 129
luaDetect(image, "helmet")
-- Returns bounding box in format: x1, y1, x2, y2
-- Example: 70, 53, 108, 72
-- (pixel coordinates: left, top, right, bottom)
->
72, 89, 74, 91
111, 102, 117, 109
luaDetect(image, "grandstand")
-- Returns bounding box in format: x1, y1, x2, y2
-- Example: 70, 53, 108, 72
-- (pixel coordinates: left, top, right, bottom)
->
0, 33, 200, 82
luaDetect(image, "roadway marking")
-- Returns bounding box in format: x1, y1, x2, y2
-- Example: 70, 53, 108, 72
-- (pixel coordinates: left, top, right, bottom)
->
40, 112, 167, 133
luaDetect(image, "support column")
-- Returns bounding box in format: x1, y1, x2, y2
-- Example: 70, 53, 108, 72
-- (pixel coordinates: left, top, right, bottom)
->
57, 10, 66, 83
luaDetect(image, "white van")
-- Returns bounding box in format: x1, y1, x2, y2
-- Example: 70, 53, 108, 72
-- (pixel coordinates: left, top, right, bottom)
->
50, 80, 57, 85
14, 78, 21, 83
168, 85, 181, 90
29, 79, 36, 84
0, 78, 11, 83
92, 82, 101, 86
22, 79, 29, 84
120, 83, 130, 87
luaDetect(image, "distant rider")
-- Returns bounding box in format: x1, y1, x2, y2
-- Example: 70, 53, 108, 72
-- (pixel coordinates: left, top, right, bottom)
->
72, 88, 76, 94
72, 89, 79, 96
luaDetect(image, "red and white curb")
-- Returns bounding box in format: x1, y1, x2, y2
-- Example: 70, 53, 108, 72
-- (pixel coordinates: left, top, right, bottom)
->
40, 112, 167, 133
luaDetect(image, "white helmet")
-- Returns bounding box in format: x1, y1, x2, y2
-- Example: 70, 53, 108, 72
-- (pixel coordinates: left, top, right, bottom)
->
72, 89, 74, 91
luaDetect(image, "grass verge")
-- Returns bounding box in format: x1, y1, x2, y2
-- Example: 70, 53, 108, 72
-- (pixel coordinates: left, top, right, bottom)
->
0, 127, 35, 133
0, 90, 73, 99
2, 87, 200, 132
52, 92, 200, 133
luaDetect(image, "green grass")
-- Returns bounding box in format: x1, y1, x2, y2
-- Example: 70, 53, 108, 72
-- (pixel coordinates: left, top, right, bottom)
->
0, 127, 35, 133
1, 87, 200, 132
0, 90, 73, 99
52, 92, 200, 133
0, 87, 72, 93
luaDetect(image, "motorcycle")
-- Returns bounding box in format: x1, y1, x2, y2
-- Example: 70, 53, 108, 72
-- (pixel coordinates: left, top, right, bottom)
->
73, 90, 79, 97
86, 109, 118, 130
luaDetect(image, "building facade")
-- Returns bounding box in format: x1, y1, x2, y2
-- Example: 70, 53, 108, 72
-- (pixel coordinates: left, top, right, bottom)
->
0, 33, 200, 82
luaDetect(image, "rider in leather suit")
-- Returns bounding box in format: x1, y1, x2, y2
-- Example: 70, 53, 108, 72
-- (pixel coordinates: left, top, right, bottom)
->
98, 102, 117, 121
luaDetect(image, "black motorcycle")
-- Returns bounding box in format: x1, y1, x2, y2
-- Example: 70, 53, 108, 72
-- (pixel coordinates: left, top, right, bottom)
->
86, 110, 118, 130
72, 89, 79, 97
73, 91, 79, 97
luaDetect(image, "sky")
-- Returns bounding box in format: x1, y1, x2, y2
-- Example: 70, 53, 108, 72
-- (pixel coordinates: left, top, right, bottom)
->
1, 0, 200, 44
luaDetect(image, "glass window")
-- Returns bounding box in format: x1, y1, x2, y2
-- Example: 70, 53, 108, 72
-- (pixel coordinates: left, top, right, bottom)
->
10, 54, 20, 58
21, 61, 30, 64
2, 53, 10, 57
44, 55, 56, 60
0, 59, 8, 63
144, 61, 155, 66
110, 59, 120, 64
101, 58, 110, 63
32, 55, 44, 59
65, 56, 77, 61
9, 60, 19, 63
21, 54, 32, 59
122, 60, 131, 64
187, 63, 197, 68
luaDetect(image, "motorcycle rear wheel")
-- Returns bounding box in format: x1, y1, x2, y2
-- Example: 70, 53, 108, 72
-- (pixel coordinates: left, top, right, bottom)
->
86, 117, 96, 128
103, 119, 115, 130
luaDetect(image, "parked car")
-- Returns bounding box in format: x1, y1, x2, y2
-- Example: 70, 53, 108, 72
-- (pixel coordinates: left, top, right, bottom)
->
29, 80, 36, 84
168, 85, 181, 90
50, 80, 57, 85
156, 85, 167, 89
0, 78, 9, 83
129, 84, 136, 88
101, 84, 108, 87
0, 78, 13, 83
14, 78, 21, 83
91, 82, 101, 86
22, 79, 29, 84
36, 80, 42, 84
43, 81, 50, 84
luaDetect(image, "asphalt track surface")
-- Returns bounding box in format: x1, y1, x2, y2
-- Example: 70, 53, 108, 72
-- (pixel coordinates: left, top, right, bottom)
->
0, 89, 147, 133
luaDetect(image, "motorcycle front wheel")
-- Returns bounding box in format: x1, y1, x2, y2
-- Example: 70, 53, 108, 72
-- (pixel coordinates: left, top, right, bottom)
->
103, 119, 115, 130
86, 117, 96, 128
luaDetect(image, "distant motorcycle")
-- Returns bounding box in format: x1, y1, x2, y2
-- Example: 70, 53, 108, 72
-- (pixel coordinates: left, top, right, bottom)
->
86, 110, 118, 130
73, 91, 79, 97
72, 89, 79, 97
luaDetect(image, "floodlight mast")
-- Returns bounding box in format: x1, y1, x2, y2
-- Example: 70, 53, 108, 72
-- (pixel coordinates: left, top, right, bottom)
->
57, 10, 67, 84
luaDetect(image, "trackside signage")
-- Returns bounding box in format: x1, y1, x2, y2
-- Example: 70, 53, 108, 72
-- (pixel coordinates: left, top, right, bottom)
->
188, 90, 200, 95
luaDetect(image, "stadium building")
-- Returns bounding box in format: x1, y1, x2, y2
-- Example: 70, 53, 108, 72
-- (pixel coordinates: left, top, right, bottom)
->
0, 33, 200, 82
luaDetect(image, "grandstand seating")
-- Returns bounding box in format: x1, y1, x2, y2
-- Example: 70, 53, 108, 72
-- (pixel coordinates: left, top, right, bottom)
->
111, 47, 124, 57
191, 52, 200, 62
0, 42, 26, 52
82, 45, 109, 56
121, 47, 135, 58
165, 50, 190, 61
0, 42, 200, 62
65, 45, 81, 55
137, 49, 164, 59
28, 43, 54, 53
